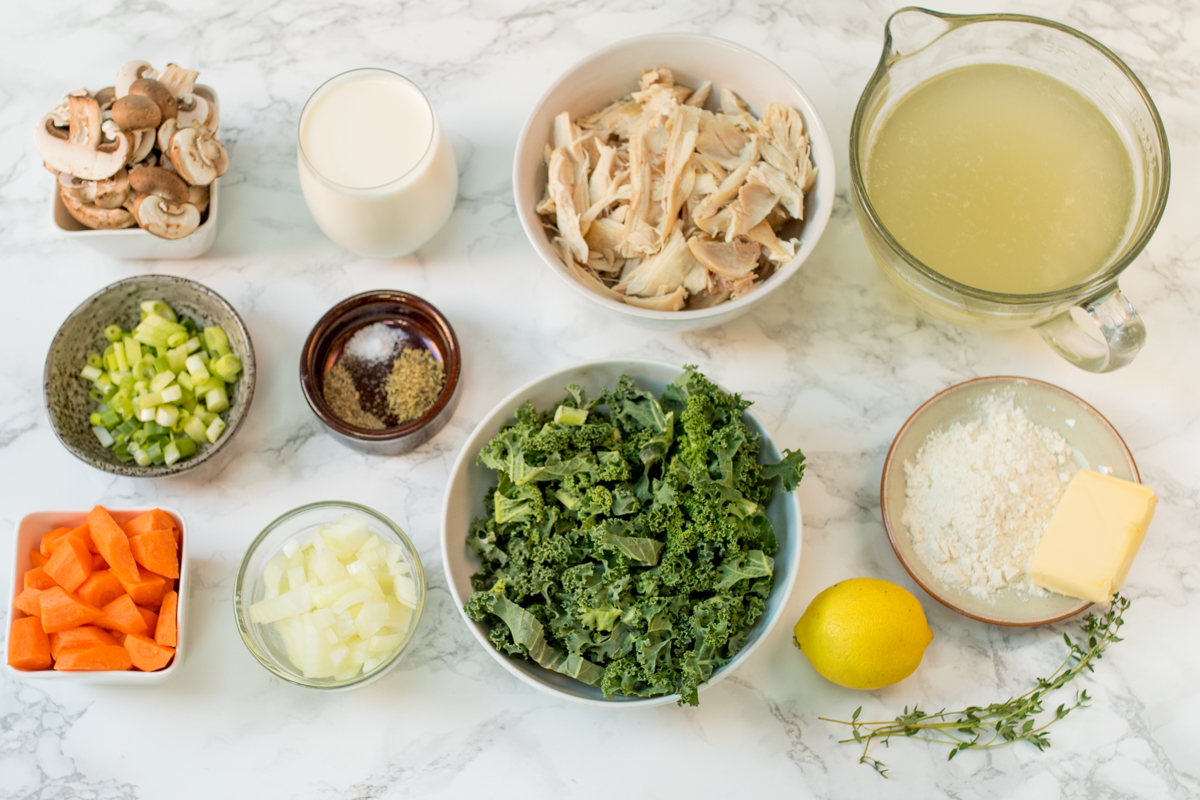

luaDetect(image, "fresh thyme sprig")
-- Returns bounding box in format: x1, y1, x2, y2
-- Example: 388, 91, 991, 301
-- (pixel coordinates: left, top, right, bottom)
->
821, 594, 1130, 778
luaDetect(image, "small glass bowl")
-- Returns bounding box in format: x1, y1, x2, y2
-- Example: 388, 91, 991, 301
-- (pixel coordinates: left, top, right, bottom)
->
233, 501, 425, 690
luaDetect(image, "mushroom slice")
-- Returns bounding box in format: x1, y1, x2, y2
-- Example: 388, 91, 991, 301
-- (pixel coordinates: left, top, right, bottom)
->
34, 94, 130, 180
187, 184, 210, 215
92, 168, 130, 209
132, 193, 201, 239
60, 186, 135, 229
58, 172, 96, 204
127, 128, 157, 165
129, 78, 178, 121
129, 166, 190, 205
168, 124, 228, 186
115, 61, 157, 98
176, 93, 214, 130
157, 117, 180, 153
624, 286, 687, 311
157, 63, 199, 99
93, 87, 116, 112
687, 237, 761, 279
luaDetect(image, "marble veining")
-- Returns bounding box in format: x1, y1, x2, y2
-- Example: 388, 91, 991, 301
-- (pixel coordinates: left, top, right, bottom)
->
2, 0, 1199, 797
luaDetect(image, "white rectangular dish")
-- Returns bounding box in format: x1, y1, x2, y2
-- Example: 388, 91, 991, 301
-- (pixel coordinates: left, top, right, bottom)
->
50, 85, 221, 260
5, 507, 188, 683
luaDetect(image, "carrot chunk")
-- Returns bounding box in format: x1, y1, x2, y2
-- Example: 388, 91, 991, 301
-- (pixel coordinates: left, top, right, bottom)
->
39, 528, 71, 556
87, 506, 139, 584
124, 633, 175, 671
7, 617, 52, 671
91, 553, 107, 570
77, 570, 126, 609
120, 509, 178, 539
54, 644, 132, 671
138, 606, 158, 634
114, 568, 168, 608
94, 594, 149, 636
38, 586, 104, 633
49, 626, 117, 660
155, 590, 178, 647
43, 535, 94, 592
69, 523, 96, 552
29, 549, 48, 568
24, 567, 58, 591
13, 587, 43, 617
128, 528, 179, 579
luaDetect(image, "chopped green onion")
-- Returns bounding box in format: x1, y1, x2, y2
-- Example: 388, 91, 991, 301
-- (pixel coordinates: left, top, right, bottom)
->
138, 391, 162, 410
137, 407, 156, 422
204, 327, 231, 356
184, 416, 209, 443
155, 405, 179, 427
185, 354, 210, 380
213, 354, 242, 382
163, 441, 182, 466
184, 336, 202, 354
141, 300, 178, 323
92, 426, 114, 447
206, 417, 227, 443
86, 352, 104, 369
149, 371, 176, 393
104, 325, 125, 343
166, 331, 188, 348
205, 385, 229, 413
175, 437, 198, 458
160, 384, 183, 403
81, 365, 103, 382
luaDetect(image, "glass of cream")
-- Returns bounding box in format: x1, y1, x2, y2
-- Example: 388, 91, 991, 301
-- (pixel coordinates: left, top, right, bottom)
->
298, 69, 458, 258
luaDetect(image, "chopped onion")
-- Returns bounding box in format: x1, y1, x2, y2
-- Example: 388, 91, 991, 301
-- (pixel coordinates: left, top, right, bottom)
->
249, 513, 418, 680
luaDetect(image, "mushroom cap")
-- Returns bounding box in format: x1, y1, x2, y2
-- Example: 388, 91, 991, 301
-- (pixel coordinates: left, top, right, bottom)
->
58, 172, 96, 205
111, 94, 162, 131
167, 124, 228, 186
127, 128, 157, 165
60, 185, 135, 229
132, 193, 201, 239
115, 61, 155, 98
129, 166, 190, 205
129, 78, 177, 120
157, 117, 180, 153
92, 168, 130, 209
187, 184, 210, 215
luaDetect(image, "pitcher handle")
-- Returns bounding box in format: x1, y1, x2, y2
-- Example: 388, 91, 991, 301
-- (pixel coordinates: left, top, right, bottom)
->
1034, 287, 1145, 373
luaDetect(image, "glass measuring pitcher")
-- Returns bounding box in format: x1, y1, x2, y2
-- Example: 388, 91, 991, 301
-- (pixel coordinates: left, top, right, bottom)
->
850, 8, 1170, 372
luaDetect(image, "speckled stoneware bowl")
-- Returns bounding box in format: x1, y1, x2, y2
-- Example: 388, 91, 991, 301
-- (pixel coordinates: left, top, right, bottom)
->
44, 275, 256, 477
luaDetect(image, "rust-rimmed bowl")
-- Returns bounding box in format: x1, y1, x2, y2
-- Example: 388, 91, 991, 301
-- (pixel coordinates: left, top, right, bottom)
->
880, 376, 1140, 627
300, 291, 461, 455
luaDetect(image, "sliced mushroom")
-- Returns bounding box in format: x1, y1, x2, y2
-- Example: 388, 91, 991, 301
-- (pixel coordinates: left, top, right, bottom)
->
111, 94, 162, 130
157, 117, 180, 153
61, 185, 135, 229
34, 94, 130, 180
157, 63, 199, 98
115, 61, 156, 98
167, 124, 228, 186
127, 128, 157, 165
131, 193, 201, 239
129, 78, 177, 121
176, 93, 215, 130
58, 172, 96, 205
187, 184, 210, 215
93, 87, 116, 111
92, 168, 130, 209
129, 166, 189, 205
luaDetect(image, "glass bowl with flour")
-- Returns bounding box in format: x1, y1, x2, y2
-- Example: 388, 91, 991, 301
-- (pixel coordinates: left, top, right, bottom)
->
880, 377, 1140, 626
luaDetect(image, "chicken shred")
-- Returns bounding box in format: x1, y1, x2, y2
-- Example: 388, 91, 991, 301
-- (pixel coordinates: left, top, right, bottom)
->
539, 68, 817, 311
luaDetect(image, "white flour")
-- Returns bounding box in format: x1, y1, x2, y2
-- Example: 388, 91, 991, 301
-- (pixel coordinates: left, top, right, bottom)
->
902, 394, 1072, 602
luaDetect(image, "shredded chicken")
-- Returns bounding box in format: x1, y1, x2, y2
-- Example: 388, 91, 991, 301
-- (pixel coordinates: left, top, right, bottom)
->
538, 68, 817, 311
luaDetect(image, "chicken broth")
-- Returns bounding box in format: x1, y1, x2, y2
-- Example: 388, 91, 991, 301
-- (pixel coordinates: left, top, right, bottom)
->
864, 64, 1135, 295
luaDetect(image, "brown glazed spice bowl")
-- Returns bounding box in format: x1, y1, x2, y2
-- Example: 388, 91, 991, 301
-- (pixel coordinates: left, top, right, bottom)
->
300, 291, 461, 455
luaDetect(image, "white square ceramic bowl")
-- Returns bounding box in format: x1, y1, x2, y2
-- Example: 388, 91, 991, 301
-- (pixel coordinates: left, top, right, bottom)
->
441, 359, 803, 706
513, 33, 836, 331
50, 86, 221, 260
5, 507, 188, 683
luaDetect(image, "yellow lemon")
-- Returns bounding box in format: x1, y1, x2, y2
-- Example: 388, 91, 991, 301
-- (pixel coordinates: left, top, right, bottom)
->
793, 578, 933, 690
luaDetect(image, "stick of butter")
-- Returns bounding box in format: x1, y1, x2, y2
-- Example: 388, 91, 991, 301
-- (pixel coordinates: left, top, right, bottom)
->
1030, 469, 1156, 604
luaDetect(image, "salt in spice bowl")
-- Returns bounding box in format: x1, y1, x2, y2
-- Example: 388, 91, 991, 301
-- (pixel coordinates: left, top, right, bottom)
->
300, 291, 461, 455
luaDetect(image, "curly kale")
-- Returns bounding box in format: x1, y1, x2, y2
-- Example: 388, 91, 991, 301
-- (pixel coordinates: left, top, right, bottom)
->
464, 366, 805, 706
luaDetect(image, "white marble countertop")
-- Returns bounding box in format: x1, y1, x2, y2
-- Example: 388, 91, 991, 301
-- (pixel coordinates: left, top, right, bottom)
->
2, 0, 1198, 797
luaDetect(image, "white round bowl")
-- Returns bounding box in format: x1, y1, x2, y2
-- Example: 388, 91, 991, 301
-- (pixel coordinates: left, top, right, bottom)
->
441, 359, 803, 706
513, 33, 835, 332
